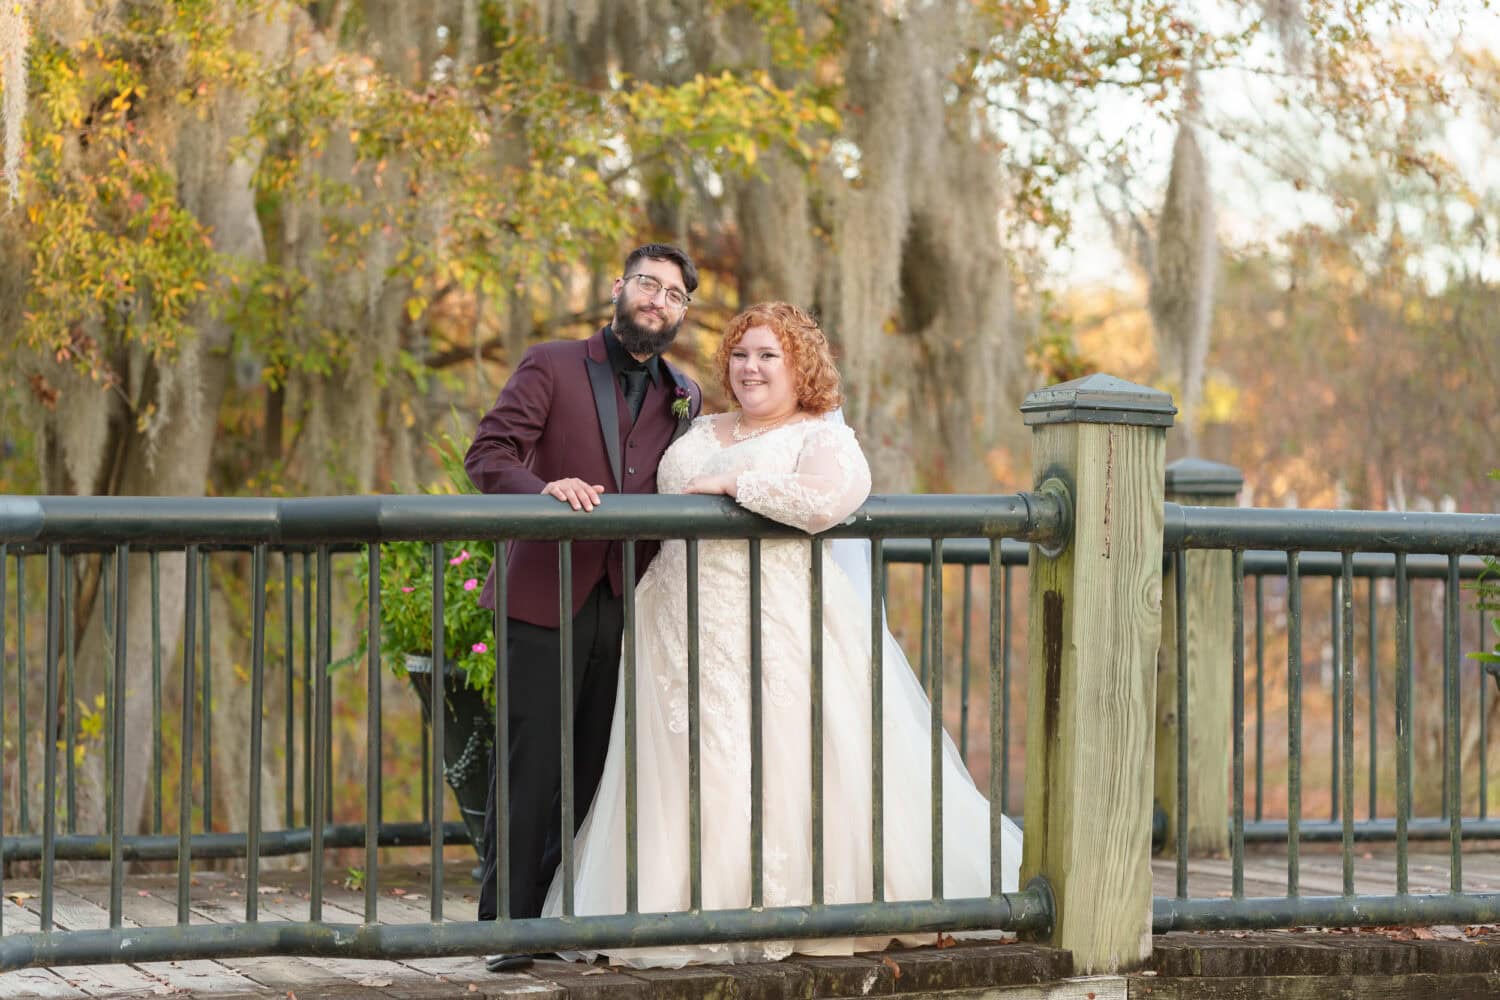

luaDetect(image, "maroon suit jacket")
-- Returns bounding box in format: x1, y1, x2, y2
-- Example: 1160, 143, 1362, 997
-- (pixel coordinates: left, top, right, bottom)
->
464, 327, 702, 628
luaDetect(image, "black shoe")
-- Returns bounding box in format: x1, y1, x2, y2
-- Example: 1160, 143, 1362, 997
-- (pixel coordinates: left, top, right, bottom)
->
486, 953, 536, 973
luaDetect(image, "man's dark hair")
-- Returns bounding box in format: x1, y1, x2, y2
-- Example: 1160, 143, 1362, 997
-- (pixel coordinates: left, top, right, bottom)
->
623, 243, 699, 294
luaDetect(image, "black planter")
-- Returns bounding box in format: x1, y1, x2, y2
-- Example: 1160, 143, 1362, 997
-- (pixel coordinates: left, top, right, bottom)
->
402, 653, 493, 858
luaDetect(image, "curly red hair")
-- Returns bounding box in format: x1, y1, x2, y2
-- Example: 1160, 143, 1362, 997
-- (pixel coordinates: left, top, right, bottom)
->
714, 302, 843, 415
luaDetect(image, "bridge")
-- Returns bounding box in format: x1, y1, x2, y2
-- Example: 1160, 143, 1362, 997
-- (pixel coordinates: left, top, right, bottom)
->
1, 374, 1498, 997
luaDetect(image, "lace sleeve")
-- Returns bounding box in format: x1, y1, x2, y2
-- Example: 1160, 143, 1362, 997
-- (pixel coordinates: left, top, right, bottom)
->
735, 422, 872, 533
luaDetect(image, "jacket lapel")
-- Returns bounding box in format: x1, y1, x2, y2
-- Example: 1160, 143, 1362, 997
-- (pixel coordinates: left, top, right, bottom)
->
585, 356, 624, 490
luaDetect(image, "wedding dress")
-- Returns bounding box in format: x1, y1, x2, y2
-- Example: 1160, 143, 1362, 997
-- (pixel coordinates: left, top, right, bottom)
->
540, 414, 1023, 967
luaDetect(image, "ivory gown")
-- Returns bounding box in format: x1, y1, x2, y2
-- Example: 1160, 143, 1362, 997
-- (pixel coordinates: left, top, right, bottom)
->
541, 415, 1023, 967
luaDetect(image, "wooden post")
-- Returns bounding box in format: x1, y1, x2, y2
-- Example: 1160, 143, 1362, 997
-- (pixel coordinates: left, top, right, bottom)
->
1156, 458, 1244, 857
1019, 374, 1173, 974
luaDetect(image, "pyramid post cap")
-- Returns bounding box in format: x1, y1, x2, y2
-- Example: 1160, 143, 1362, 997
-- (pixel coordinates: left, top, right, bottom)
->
1020, 373, 1176, 428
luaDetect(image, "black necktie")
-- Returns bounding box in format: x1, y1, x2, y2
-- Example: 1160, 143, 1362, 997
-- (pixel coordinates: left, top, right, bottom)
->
621, 367, 650, 424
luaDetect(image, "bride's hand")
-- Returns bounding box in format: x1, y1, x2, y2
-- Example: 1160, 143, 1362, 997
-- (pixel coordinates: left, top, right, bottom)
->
682, 471, 738, 499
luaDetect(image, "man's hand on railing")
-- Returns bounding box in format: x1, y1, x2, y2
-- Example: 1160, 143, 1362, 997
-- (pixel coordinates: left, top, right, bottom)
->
540, 478, 606, 512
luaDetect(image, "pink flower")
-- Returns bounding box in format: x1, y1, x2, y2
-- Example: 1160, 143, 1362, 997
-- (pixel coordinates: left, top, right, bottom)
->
464, 578, 479, 591
471, 642, 488, 654
449, 549, 470, 566
400, 586, 415, 593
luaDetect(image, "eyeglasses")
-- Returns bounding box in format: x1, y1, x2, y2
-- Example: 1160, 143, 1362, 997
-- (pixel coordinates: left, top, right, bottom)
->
622, 273, 691, 310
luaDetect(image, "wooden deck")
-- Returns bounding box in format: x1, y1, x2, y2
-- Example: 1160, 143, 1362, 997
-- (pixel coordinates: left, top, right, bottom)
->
0, 845, 1497, 998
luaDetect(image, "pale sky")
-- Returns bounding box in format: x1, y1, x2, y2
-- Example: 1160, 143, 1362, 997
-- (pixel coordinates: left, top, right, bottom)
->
1038, 4, 1500, 291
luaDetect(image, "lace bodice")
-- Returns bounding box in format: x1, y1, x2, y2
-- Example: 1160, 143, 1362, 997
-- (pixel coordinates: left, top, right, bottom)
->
658, 414, 871, 531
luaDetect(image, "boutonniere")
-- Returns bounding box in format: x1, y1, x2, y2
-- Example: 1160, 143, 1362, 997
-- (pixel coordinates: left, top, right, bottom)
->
671, 386, 692, 421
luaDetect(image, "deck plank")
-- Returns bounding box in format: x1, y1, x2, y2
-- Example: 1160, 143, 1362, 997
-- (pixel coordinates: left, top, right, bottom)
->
71, 872, 386, 995
0, 897, 102, 999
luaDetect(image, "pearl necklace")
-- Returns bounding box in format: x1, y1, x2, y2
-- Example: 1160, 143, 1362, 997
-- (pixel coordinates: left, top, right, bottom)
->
731, 411, 800, 442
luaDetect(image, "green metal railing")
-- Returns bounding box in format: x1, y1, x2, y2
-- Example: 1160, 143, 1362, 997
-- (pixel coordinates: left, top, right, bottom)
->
0, 493, 1063, 969
903, 538, 1498, 841
5, 492, 1499, 963
1154, 503, 1500, 932
1237, 550, 1495, 839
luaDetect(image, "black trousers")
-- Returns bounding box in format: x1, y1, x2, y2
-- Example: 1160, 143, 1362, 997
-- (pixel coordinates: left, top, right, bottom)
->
477, 579, 624, 921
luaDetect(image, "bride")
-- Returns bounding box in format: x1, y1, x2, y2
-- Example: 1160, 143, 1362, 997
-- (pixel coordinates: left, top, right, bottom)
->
540, 302, 1022, 967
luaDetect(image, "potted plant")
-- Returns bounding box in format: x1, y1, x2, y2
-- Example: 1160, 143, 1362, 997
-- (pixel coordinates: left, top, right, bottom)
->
355, 432, 496, 856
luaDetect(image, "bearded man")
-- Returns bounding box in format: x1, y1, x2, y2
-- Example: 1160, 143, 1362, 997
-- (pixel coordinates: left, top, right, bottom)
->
464, 244, 703, 969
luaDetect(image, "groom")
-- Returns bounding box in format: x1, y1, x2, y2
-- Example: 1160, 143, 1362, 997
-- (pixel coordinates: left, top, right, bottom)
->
464, 243, 702, 971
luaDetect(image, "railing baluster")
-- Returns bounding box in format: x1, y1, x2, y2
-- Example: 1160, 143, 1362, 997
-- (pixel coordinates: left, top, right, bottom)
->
19, 553, 29, 833
364, 543, 381, 921
150, 551, 162, 833
1175, 550, 1188, 899
302, 551, 313, 832
201, 551, 213, 834
310, 545, 331, 921
989, 539, 1003, 898
1002, 563, 1012, 816
558, 541, 573, 918
810, 539, 825, 906
1395, 551, 1411, 895
283, 553, 295, 829
249, 545, 267, 923
1330, 575, 1340, 823
960, 563, 972, 761
1482, 596, 1490, 822
1441, 572, 1451, 824
1341, 552, 1355, 896
623, 540, 638, 914
1405, 569, 1416, 818
1255, 573, 1265, 823
1368, 578, 1378, 822
102, 551, 111, 828
919, 561, 932, 692
109, 545, 128, 928
1447, 554, 1462, 892
687, 538, 702, 911
178, 545, 198, 924
41, 545, 61, 931
1232, 552, 1246, 900
1287, 550, 1302, 897
0, 544, 6, 936
64, 554, 77, 835
871, 537, 885, 903
749, 538, 764, 908
928, 537, 944, 900
493, 539, 510, 920
430, 541, 447, 922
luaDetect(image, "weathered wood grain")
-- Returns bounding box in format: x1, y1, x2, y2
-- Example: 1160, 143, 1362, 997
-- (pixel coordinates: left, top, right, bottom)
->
1156, 490, 1236, 857
1024, 414, 1169, 974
